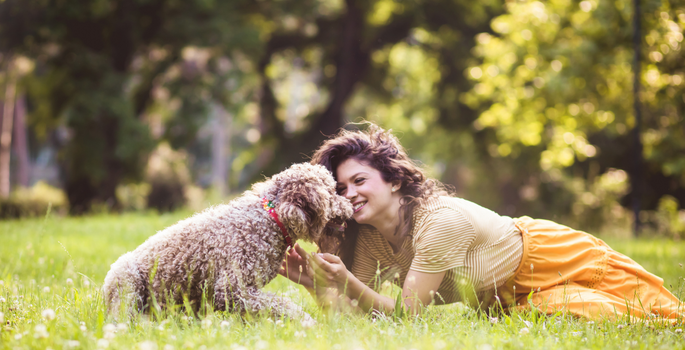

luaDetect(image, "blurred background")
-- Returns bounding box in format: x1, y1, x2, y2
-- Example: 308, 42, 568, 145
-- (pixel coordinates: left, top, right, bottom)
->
0, 0, 683, 238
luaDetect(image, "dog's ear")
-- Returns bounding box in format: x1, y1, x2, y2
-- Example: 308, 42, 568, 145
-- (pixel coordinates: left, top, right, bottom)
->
278, 199, 309, 240
277, 187, 321, 242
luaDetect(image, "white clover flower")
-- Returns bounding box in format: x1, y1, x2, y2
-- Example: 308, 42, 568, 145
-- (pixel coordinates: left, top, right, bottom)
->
80, 321, 87, 332
14, 333, 22, 340
0, 311, 3, 323
255, 340, 268, 349
103, 324, 116, 340
675, 328, 682, 333
66, 278, 73, 286
0, 296, 5, 303
83, 279, 90, 288
0, 280, 3, 286
294, 330, 306, 338
220, 320, 231, 329
66, 340, 80, 348
42, 308, 56, 321
163, 345, 175, 350
34, 324, 49, 338
488, 317, 498, 324
97, 339, 110, 349
43, 286, 51, 293
519, 327, 529, 335
617, 324, 624, 329
201, 318, 212, 329
138, 340, 158, 350
117, 323, 128, 332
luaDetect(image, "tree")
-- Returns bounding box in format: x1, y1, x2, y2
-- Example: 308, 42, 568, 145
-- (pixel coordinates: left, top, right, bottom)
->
0, 0, 262, 213
462, 0, 685, 226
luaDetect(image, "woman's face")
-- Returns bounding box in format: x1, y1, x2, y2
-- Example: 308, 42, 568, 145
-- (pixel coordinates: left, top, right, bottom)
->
335, 158, 398, 227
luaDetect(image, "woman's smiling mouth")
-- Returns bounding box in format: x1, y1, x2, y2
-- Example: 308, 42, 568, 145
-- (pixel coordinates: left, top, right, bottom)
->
353, 201, 367, 213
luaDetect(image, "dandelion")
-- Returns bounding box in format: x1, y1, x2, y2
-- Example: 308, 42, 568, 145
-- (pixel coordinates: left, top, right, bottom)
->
66, 278, 73, 286
394, 272, 400, 280
519, 327, 529, 335
255, 340, 268, 349
163, 345, 175, 350
97, 339, 110, 349
66, 340, 80, 348
376, 268, 381, 275
117, 323, 128, 332
43, 286, 51, 293
34, 324, 49, 338
83, 279, 90, 288
42, 308, 56, 321
14, 333, 22, 340
0, 297, 4, 303
80, 321, 87, 332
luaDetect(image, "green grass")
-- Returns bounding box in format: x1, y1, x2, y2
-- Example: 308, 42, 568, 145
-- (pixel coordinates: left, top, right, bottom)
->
1, 212, 684, 349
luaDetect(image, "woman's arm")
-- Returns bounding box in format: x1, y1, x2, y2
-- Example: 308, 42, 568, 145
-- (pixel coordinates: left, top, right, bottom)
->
308, 252, 446, 315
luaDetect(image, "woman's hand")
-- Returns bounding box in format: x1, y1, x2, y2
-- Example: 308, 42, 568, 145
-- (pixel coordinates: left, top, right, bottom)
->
279, 243, 313, 289
307, 252, 350, 289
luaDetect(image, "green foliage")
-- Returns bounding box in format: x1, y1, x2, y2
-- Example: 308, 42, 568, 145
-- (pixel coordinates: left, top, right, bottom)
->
0, 181, 68, 219
1, 214, 685, 349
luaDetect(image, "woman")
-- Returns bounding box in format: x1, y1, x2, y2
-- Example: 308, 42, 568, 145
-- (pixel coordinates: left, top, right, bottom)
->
280, 124, 683, 322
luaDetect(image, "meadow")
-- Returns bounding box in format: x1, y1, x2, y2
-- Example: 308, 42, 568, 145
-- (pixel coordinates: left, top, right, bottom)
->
1, 211, 684, 350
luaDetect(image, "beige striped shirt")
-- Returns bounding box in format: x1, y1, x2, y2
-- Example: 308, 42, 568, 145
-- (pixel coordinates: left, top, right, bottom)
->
350, 196, 523, 305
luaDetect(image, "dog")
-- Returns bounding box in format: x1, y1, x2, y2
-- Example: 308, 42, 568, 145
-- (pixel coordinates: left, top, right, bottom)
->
103, 163, 353, 324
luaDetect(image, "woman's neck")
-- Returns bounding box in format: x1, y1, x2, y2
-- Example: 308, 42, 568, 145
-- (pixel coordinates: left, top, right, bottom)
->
369, 196, 403, 249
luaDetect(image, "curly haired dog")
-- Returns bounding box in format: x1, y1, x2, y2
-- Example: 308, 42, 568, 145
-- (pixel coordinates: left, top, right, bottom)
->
103, 163, 353, 324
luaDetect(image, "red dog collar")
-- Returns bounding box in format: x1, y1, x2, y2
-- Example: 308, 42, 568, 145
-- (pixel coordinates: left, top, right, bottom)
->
262, 197, 293, 249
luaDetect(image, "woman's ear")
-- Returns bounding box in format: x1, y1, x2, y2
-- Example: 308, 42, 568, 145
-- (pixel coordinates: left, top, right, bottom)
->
391, 180, 402, 193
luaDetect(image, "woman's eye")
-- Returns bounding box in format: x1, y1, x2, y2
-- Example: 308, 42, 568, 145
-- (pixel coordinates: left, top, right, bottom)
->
354, 178, 365, 184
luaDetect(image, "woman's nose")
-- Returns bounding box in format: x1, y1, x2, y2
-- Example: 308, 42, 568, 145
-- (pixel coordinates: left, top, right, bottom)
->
345, 186, 357, 200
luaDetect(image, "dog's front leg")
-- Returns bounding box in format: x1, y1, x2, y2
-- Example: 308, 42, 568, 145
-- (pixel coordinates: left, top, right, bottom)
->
234, 286, 316, 326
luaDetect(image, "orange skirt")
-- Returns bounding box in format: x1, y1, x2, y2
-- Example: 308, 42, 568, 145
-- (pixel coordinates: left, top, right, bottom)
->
494, 216, 684, 323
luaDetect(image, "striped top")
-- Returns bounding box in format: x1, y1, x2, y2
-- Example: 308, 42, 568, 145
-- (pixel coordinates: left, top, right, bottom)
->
350, 196, 523, 306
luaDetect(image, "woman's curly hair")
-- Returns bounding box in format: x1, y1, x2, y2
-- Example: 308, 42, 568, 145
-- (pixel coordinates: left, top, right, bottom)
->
310, 123, 451, 268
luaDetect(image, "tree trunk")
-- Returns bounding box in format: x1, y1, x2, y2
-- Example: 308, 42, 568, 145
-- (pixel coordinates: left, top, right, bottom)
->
13, 93, 30, 187
0, 67, 16, 198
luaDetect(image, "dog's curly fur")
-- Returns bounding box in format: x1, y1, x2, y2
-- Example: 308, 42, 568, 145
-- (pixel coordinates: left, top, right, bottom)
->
103, 163, 353, 323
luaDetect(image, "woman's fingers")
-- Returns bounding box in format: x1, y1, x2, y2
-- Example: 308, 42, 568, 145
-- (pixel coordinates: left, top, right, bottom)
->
320, 253, 342, 264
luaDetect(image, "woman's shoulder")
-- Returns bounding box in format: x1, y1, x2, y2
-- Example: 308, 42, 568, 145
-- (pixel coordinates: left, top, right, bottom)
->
411, 196, 464, 230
